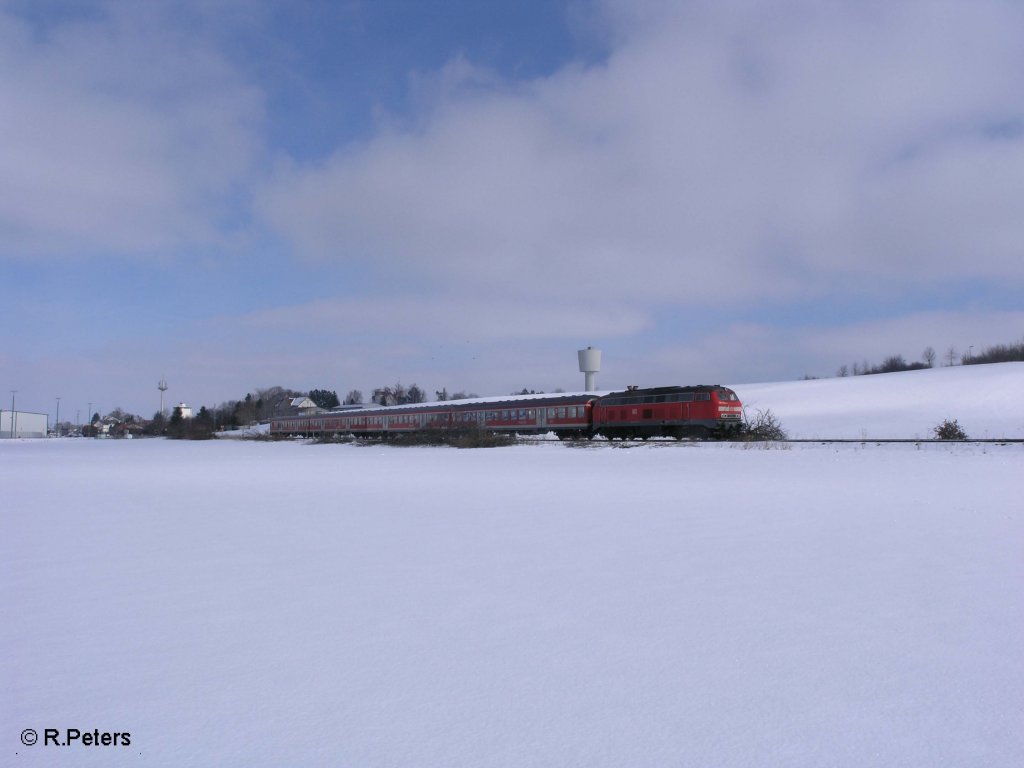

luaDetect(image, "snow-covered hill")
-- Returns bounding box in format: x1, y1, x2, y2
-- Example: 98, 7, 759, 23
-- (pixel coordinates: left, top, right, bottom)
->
732, 362, 1024, 439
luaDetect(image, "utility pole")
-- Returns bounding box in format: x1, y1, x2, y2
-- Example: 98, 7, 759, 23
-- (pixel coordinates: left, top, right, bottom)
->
55, 397, 61, 437
9, 390, 16, 438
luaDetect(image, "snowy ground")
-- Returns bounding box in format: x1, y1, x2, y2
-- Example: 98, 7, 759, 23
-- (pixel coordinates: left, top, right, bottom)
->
3, 366, 1023, 767
732, 362, 1024, 439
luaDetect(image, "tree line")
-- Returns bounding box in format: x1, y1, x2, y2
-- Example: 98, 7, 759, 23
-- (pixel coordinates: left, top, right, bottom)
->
830, 337, 1023, 379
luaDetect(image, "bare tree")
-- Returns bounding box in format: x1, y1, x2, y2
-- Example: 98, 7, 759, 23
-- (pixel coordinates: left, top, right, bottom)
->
344, 390, 363, 405
254, 386, 299, 419
923, 346, 936, 368
741, 408, 788, 441
945, 346, 958, 366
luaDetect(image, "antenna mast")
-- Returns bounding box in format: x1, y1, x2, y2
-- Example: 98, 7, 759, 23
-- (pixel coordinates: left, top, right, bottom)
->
158, 376, 168, 417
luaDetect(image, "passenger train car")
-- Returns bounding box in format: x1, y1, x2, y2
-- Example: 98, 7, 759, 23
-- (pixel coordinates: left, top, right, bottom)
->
270, 385, 744, 440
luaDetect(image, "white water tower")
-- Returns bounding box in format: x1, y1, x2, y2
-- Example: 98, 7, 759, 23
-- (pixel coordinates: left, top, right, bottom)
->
578, 347, 601, 391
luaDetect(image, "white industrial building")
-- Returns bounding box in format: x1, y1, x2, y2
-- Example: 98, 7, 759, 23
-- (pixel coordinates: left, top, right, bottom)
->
1, 410, 48, 438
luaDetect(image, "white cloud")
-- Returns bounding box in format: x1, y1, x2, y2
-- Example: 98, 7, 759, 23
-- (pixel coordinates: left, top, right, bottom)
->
0, 3, 263, 257
259, 0, 1024, 306
237, 295, 651, 342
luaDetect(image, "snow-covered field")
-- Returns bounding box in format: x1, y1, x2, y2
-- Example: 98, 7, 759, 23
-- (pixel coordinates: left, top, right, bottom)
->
3, 365, 1022, 767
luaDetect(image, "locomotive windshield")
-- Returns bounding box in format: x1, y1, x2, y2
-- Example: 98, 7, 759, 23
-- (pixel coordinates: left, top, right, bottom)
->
717, 389, 739, 401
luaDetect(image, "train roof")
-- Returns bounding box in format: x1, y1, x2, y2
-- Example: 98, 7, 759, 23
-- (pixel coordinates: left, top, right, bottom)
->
600, 384, 728, 397
311, 390, 607, 419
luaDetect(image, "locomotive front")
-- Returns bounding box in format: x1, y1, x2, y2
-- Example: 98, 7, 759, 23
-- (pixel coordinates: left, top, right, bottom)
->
713, 386, 744, 434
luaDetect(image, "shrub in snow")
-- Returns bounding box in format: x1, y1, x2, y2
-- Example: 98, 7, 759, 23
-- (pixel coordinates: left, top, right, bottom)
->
740, 408, 788, 441
933, 419, 968, 440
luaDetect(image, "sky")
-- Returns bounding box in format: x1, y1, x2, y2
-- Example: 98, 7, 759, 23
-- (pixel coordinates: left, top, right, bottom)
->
2, 0, 1023, 421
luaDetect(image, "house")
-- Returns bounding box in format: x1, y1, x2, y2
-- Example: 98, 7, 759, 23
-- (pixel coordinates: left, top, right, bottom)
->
290, 397, 320, 416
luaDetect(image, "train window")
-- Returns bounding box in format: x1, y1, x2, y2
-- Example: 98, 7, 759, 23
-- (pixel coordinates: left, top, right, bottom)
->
718, 390, 738, 401
697, 393, 710, 401
558, 407, 566, 418
569, 407, 577, 418
548, 408, 556, 418
680, 393, 694, 402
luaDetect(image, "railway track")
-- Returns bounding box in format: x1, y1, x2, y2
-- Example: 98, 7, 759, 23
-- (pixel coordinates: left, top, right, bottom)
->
517, 435, 1024, 445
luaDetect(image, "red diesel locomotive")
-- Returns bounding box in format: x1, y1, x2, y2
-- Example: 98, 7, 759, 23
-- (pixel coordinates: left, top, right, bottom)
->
270, 385, 744, 440
592, 385, 743, 439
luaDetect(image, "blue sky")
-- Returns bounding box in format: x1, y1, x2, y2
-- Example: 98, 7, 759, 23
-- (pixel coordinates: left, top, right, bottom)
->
2, 0, 1022, 420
